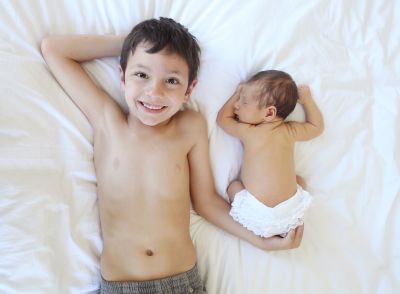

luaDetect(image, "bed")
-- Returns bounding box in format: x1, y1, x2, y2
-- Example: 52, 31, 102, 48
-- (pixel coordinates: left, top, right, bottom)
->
1, 0, 399, 293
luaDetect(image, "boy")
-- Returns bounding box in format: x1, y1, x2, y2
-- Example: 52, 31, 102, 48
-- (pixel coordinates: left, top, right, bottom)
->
217, 70, 323, 238
41, 18, 303, 294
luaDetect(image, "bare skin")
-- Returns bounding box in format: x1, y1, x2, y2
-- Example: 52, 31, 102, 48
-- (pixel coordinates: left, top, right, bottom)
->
218, 83, 324, 208
41, 35, 304, 282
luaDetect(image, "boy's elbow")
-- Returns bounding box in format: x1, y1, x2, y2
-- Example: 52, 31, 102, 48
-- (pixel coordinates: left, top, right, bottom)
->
41, 37, 58, 58
192, 200, 207, 218
191, 191, 215, 218
40, 37, 52, 57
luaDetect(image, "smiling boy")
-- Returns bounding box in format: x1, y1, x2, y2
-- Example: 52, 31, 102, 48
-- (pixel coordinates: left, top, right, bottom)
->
41, 18, 303, 294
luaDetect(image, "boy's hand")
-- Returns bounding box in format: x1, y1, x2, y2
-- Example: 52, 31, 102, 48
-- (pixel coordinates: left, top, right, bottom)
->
261, 225, 304, 250
297, 85, 311, 105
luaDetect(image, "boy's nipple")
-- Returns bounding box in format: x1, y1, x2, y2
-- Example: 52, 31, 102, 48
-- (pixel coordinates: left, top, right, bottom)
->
145, 249, 154, 256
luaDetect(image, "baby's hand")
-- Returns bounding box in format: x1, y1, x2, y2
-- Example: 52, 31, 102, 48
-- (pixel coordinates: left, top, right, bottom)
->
230, 83, 244, 102
297, 85, 312, 104
235, 83, 245, 95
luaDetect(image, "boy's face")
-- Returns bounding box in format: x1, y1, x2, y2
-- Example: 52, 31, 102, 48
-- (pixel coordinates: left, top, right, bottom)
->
120, 43, 196, 127
234, 84, 267, 125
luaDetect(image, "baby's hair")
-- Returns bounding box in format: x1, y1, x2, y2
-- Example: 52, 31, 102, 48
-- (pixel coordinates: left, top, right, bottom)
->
247, 70, 298, 119
120, 17, 201, 85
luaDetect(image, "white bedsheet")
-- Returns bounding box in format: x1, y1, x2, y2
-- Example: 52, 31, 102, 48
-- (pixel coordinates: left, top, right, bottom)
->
0, 0, 399, 293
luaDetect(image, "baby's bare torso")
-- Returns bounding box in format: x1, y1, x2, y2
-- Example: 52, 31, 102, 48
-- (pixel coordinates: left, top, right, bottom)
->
241, 122, 298, 207
94, 111, 197, 281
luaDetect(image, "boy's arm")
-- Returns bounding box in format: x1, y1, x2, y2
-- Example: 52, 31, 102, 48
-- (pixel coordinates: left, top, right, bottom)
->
189, 113, 303, 251
41, 34, 125, 128
216, 87, 249, 140
287, 85, 324, 141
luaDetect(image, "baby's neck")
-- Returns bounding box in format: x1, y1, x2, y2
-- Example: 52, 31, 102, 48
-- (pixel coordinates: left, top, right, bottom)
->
248, 117, 283, 127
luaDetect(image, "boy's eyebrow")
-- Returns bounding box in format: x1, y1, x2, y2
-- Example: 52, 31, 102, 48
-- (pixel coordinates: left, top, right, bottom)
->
130, 64, 184, 76
131, 63, 150, 70
168, 70, 184, 76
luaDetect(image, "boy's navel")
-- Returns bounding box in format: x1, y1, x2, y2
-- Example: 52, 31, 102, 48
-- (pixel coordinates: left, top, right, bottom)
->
145, 249, 154, 256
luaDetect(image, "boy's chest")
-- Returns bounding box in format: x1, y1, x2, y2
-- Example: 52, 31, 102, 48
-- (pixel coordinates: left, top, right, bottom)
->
95, 131, 191, 183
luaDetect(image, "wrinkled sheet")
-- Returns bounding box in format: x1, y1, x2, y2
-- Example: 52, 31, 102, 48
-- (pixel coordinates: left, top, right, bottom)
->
0, 0, 399, 293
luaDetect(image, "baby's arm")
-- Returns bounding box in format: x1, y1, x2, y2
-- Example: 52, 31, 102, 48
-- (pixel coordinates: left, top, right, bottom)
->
41, 34, 125, 128
287, 85, 324, 141
190, 113, 303, 251
216, 86, 249, 139
227, 180, 244, 203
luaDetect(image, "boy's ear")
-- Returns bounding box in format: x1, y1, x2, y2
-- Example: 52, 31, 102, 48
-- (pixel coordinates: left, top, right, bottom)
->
184, 79, 198, 102
264, 105, 277, 121
119, 66, 125, 89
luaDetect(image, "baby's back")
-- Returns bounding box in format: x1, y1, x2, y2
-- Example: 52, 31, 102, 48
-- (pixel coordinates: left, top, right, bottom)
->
241, 122, 298, 207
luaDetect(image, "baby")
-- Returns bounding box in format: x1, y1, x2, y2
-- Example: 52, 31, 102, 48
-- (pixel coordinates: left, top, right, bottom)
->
217, 70, 324, 237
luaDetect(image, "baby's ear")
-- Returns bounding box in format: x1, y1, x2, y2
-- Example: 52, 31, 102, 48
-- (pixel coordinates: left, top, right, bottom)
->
264, 106, 277, 121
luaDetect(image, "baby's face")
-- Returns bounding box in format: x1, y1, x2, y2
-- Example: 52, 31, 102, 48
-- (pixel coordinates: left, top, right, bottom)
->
233, 84, 266, 125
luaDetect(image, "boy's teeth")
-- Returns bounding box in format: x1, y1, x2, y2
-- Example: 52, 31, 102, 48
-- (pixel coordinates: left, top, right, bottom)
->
142, 102, 163, 110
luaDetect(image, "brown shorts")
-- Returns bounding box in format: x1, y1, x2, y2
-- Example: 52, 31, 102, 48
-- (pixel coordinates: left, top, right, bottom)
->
100, 264, 207, 294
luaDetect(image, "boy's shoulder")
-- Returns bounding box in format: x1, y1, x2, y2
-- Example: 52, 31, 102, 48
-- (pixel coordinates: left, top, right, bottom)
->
174, 109, 207, 138
176, 109, 206, 127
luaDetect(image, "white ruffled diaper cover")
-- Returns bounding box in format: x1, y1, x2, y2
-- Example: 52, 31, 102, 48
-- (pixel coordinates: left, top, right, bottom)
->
229, 186, 312, 238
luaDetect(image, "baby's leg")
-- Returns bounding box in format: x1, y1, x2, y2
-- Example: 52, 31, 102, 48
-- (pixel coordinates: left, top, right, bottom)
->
227, 180, 245, 203
296, 175, 306, 190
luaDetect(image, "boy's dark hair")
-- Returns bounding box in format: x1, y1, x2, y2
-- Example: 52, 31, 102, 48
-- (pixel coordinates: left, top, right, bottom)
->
120, 17, 201, 86
247, 70, 298, 119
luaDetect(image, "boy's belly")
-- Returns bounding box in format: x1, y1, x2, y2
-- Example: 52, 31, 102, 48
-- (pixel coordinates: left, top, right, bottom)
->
98, 194, 196, 282
100, 236, 197, 281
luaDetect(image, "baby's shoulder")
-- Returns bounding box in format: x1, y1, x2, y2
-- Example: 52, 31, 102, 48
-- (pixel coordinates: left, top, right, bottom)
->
279, 121, 298, 141
256, 122, 293, 141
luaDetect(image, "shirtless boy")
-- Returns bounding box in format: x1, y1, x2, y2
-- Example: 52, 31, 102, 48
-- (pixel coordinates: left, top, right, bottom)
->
217, 70, 324, 238
41, 18, 303, 294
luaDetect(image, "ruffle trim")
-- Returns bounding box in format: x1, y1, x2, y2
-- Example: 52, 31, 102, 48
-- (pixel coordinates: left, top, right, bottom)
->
230, 188, 312, 238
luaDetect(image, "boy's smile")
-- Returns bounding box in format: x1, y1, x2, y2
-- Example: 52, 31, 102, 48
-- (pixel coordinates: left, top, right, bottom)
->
121, 43, 196, 127
139, 101, 167, 112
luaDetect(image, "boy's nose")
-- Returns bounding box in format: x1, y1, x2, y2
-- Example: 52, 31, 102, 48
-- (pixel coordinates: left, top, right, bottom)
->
146, 81, 164, 97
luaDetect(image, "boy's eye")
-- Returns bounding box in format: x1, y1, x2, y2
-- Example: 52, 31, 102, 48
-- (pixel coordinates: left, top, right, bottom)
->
134, 72, 148, 79
166, 78, 179, 85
